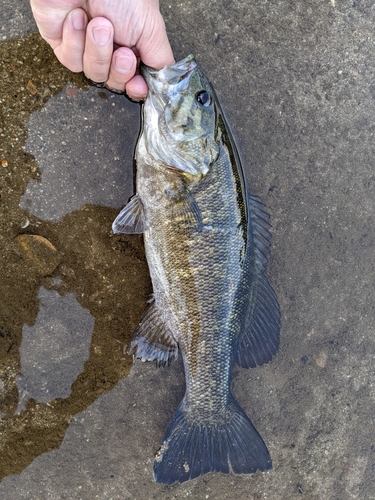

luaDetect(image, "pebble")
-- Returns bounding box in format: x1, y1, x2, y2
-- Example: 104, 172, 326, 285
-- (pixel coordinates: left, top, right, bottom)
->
26, 80, 38, 95
15, 234, 61, 276
315, 350, 328, 368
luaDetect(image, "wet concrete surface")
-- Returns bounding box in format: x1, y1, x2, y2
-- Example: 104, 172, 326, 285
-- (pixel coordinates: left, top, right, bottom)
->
1, 0, 375, 498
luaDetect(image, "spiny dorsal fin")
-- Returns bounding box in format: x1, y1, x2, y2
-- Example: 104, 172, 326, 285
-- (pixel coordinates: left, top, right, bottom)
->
248, 195, 272, 272
129, 296, 179, 367
112, 194, 148, 234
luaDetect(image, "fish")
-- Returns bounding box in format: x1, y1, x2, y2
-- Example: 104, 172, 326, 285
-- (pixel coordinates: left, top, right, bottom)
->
112, 55, 280, 484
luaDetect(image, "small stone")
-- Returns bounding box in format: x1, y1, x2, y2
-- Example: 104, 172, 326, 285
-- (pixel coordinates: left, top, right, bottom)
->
15, 234, 61, 276
26, 80, 38, 95
65, 87, 78, 98
315, 350, 328, 368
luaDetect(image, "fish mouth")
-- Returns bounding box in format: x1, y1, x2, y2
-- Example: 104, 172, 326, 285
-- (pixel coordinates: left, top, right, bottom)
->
141, 55, 197, 88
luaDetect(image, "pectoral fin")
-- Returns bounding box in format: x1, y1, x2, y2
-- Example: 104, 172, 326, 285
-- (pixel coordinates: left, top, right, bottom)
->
112, 194, 148, 234
129, 296, 179, 366
170, 189, 203, 232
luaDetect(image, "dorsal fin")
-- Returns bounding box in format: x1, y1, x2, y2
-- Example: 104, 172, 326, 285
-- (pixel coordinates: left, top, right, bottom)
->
249, 195, 272, 272
233, 272, 280, 368
233, 195, 280, 368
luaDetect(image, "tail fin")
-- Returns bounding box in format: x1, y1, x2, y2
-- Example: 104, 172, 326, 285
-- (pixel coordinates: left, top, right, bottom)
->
154, 396, 271, 484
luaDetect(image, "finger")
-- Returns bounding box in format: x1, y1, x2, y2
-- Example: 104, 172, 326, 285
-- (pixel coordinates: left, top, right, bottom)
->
136, 13, 175, 70
54, 8, 87, 73
83, 17, 114, 83
30, 0, 85, 47
105, 46, 137, 92
125, 75, 149, 101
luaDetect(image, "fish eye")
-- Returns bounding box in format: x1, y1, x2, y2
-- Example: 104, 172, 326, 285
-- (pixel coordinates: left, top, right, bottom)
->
195, 90, 211, 107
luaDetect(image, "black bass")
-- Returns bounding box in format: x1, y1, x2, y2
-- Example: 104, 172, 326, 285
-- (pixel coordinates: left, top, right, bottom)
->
113, 55, 280, 484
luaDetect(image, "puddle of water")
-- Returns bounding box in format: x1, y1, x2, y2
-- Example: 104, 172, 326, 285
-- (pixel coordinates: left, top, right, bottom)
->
0, 32, 151, 480
20, 85, 134, 221
2, 4, 375, 496
16, 286, 95, 413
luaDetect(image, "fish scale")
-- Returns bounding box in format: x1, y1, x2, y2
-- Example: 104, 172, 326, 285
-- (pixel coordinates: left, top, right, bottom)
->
141, 149, 242, 382
112, 54, 280, 484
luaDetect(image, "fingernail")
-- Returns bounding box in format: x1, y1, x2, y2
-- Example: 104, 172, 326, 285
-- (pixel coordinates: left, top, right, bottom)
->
129, 92, 148, 101
115, 55, 135, 73
92, 27, 111, 45
72, 10, 86, 30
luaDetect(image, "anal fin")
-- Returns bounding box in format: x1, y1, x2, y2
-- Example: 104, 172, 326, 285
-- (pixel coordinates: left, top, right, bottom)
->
129, 296, 178, 366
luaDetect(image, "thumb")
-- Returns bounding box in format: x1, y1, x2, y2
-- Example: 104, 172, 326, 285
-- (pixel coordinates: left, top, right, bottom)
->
30, 0, 85, 47
135, 14, 174, 70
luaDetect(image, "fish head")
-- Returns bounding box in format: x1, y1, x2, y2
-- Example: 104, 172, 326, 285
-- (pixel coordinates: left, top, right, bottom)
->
141, 55, 220, 178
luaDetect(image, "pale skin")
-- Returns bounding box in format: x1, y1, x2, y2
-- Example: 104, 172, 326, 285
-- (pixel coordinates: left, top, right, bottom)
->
30, 0, 175, 100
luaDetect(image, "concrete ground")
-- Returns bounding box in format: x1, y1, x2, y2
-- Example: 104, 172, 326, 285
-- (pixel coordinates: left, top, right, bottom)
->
0, 0, 375, 498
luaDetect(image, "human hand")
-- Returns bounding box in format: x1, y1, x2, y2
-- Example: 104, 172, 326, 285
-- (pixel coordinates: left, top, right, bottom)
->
30, 0, 175, 100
